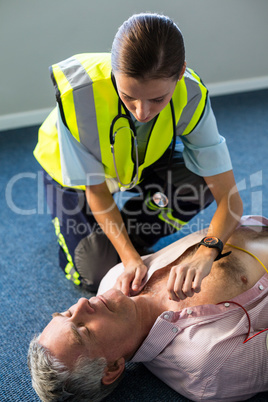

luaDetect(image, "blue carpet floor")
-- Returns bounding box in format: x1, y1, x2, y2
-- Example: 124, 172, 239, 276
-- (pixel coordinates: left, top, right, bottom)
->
0, 89, 268, 401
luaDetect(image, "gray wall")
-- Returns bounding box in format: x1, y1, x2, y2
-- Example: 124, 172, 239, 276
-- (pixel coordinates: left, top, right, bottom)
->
1, 0, 268, 119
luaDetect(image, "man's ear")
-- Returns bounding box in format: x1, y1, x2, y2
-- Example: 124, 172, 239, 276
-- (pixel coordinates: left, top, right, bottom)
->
101, 357, 125, 385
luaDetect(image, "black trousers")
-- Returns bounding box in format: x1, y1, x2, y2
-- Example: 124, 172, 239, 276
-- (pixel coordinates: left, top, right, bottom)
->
43, 150, 213, 291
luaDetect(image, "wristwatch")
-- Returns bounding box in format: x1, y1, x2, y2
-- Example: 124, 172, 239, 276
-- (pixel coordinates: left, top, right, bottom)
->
199, 236, 231, 261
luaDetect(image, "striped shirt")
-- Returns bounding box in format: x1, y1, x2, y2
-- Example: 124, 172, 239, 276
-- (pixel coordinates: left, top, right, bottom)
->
131, 274, 268, 401
98, 216, 268, 401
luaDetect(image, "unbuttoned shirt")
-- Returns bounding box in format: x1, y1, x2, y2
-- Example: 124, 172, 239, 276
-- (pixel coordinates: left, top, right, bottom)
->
97, 216, 268, 402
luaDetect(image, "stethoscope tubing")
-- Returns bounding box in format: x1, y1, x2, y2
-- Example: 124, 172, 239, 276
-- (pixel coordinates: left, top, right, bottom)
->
110, 97, 177, 193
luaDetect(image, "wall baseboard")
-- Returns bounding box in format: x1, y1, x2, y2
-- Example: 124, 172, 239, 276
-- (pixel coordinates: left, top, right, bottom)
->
1, 75, 268, 132
207, 75, 268, 97
0, 108, 52, 132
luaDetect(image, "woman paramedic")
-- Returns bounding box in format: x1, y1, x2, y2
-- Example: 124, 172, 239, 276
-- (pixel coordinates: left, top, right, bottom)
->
34, 13, 243, 299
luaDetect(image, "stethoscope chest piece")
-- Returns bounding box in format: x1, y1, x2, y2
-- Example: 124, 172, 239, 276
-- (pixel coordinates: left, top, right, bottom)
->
152, 192, 169, 208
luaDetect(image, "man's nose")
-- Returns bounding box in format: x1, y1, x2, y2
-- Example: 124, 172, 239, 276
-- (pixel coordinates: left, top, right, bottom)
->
73, 298, 93, 319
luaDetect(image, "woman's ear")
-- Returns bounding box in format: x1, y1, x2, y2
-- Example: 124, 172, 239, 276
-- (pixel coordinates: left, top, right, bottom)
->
178, 61, 187, 81
101, 357, 125, 385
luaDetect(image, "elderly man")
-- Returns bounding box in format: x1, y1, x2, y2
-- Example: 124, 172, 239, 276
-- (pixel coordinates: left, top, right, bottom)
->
28, 216, 268, 402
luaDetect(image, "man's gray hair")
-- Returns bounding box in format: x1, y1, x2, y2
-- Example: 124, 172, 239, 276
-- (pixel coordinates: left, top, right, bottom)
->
27, 335, 123, 401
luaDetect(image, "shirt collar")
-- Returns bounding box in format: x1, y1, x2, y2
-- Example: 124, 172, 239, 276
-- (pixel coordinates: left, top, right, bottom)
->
131, 311, 180, 362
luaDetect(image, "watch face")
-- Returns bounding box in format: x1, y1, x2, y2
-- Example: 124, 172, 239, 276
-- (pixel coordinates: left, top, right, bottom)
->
204, 236, 219, 246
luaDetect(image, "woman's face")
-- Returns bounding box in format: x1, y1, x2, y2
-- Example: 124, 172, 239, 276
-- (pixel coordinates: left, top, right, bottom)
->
114, 73, 178, 123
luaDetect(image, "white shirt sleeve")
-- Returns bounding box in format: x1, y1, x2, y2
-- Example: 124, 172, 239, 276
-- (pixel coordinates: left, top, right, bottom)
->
57, 107, 105, 186
180, 98, 233, 177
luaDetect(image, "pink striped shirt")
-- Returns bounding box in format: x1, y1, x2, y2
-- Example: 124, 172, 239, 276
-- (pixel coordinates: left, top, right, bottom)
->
98, 216, 268, 401
131, 274, 268, 401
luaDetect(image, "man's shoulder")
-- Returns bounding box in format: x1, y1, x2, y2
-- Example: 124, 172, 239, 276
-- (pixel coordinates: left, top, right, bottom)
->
144, 300, 268, 401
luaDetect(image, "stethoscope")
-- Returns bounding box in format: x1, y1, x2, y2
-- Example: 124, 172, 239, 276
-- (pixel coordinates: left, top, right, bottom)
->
110, 83, 177, 208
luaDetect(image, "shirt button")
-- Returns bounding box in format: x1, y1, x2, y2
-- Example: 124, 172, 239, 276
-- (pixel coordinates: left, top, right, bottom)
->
172, 327, 178, 333
224, 303, 230, 307
187, 309, 193, 315
163, 314, 170, 320
259, 285, 264, 290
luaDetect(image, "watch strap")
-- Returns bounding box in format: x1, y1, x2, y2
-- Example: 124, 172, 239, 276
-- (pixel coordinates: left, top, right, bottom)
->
214, 250, 232, 261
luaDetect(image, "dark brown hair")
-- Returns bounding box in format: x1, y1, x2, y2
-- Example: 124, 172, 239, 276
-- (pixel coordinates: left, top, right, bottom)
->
111, 13, 185, 80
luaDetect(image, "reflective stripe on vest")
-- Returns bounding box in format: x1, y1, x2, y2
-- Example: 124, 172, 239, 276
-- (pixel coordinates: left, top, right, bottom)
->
34, 53, 207, 189
53, 217, 81, 286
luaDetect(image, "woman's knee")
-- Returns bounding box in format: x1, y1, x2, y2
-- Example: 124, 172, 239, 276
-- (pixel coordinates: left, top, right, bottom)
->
74, 230, 119, 291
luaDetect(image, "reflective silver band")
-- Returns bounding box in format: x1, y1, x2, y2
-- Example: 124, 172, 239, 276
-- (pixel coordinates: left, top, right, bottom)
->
56, 56, 102, 162
176, 70, 205, 135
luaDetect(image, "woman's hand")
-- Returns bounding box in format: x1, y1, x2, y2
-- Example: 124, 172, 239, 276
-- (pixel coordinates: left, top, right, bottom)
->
86, 183, 149, 296
167, 247, 216, 301
114, 257, 148, 296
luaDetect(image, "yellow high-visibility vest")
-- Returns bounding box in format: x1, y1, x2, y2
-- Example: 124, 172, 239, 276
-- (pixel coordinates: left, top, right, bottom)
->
34, 53, 207, 190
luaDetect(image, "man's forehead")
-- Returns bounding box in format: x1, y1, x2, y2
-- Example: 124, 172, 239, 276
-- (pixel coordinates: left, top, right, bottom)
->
41, 313, 83, 348
39, 315, 87, 367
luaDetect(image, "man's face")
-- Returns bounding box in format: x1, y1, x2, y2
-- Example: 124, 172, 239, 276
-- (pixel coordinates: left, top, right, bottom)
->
39, 289, 139, 367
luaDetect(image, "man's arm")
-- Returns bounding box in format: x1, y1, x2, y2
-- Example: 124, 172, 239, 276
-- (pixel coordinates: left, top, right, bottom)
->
86, 182, 148, 295
167, 169, 243, 300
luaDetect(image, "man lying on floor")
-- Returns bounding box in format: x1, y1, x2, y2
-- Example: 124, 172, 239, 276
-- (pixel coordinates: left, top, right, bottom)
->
28, 216, 268, 402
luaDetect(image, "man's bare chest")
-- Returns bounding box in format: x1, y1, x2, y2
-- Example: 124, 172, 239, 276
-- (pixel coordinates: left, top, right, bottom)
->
140, 243, 265, 311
